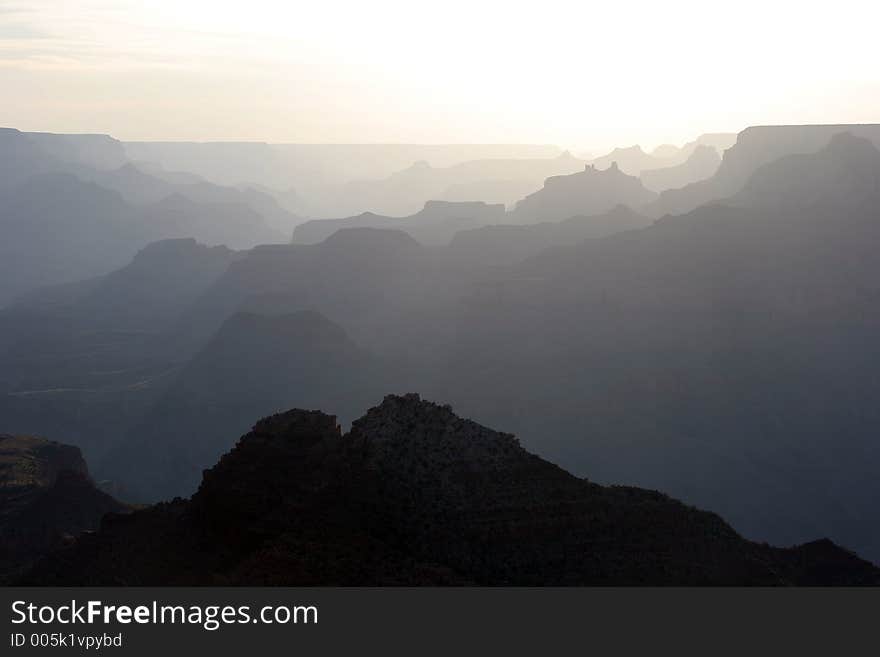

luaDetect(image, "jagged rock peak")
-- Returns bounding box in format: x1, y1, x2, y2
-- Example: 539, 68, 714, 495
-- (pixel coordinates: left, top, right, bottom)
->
349, 393, 523, 472
250, 408, 342, 445
199, 393, 525, 488
192, 407, 343, 508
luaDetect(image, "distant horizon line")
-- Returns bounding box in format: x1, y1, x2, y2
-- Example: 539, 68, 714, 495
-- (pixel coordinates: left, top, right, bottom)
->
6, 122, 880, 151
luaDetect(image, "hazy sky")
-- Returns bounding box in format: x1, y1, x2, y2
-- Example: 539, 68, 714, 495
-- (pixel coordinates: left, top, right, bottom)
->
1, 0, 879, 151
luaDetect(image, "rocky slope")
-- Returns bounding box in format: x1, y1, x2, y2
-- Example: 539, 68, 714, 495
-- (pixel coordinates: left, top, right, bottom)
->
23, 395, 879, 585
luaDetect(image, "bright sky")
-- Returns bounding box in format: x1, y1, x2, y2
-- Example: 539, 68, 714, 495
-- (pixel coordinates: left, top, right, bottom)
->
1, 0, 879, 151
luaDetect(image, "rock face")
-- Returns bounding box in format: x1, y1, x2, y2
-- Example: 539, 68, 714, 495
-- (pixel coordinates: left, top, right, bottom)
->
23, 396, 879, 585
509, 163, 657, 224
0, 434, 127, 582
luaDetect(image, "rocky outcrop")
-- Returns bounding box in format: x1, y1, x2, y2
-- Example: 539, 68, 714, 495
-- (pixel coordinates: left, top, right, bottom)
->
0, 434, 127, 582
23, 396, 880, 585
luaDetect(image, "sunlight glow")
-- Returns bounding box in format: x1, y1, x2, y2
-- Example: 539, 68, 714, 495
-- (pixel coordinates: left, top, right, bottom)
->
1, 0, 878, 149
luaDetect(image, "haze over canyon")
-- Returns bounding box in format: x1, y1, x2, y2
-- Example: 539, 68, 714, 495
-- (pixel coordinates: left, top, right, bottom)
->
1, 120, 880, 586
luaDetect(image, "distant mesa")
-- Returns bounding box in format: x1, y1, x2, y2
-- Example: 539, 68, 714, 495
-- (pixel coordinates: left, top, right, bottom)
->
509, 161, 657, 223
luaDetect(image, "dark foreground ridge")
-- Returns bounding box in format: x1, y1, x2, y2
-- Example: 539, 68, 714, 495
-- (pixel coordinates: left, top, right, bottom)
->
23, 395, 880, 585
0, 434, 128, 582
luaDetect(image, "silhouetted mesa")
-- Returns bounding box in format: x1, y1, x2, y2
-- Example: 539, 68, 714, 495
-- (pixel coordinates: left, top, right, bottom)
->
23, 396, 879, 585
